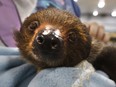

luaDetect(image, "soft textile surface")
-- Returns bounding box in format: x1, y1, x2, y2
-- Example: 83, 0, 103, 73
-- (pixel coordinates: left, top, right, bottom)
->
0, 47, 115, 87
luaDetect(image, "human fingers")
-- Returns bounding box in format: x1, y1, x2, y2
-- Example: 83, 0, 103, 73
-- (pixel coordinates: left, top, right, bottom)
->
102, 32, 110, 43
96, 25, 105, 40
89, 22, 99, 37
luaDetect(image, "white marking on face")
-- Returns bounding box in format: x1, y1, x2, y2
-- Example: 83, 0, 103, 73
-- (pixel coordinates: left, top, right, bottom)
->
42, 25, 61, 38
42, 25, 52, 35
54, 29, 61, 38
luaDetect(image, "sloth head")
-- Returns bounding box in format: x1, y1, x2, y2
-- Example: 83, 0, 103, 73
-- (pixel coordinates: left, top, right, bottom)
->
14, 8, 91, 68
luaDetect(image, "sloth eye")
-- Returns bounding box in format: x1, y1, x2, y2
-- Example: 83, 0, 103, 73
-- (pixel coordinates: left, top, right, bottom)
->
68, 30, 77, 43
28, 21, 39, 31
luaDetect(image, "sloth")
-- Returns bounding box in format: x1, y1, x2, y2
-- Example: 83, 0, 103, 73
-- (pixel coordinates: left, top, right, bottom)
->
14, 8, 116, 82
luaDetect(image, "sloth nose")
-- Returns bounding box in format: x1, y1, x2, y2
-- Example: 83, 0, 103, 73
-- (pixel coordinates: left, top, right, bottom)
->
35, 29, 63, 52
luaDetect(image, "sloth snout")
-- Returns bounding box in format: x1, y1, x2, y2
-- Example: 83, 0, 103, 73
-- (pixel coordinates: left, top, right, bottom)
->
35, 29, 63, 53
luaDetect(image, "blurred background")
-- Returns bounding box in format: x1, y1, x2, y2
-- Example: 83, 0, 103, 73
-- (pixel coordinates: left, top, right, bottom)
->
77, 0, 116, 33
0, 0, 116, 47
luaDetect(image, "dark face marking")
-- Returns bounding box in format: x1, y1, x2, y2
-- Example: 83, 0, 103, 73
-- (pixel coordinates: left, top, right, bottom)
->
67, 29, 78, 43
28, 21, 40, 31
32, 27, 64, 61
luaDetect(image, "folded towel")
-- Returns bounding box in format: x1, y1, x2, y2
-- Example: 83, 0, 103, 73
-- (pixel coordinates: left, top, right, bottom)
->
0, 47, 115, 87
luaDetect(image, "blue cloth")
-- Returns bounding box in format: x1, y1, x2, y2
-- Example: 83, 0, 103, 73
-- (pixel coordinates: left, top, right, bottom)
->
36, 0, 81, 17
0, 47, 116, 87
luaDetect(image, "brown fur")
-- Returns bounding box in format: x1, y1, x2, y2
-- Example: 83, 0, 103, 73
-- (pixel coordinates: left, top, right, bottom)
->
14, 8, 116, 82
92, 44, 116, 82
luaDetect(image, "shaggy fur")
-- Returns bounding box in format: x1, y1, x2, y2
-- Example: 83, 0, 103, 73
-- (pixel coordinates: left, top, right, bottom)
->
14, 8, 116, 82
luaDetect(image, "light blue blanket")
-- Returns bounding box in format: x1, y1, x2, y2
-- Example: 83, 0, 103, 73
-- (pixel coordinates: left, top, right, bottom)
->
0, 47, 115, 87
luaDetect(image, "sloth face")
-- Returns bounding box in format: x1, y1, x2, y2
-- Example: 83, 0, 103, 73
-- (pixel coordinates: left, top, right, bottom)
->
14, 8, 91, 68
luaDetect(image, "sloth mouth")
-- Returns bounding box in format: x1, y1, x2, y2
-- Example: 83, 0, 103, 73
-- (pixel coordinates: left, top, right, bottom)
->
32, 45, 63, 61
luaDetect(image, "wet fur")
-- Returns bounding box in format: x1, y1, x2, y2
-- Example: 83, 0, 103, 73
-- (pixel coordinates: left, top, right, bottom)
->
14, 8, 116, 82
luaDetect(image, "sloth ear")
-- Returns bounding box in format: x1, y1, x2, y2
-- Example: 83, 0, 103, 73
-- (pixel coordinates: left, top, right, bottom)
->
87, 40, 104, 62
13, 29, 24, 48
13, 30, 20, 43
81, 25, 92, 59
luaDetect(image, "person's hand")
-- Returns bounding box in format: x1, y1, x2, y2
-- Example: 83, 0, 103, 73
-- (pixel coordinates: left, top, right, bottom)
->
84, 22, 110, 43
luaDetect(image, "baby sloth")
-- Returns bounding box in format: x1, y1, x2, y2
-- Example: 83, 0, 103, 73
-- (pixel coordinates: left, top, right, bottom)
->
14, 8, 116, 82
